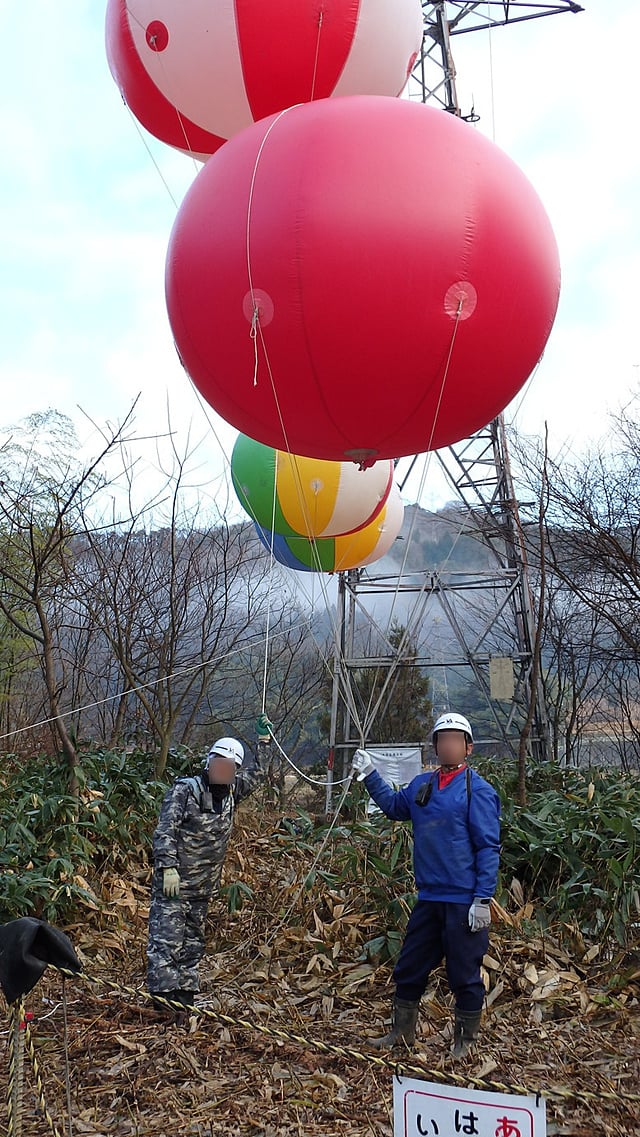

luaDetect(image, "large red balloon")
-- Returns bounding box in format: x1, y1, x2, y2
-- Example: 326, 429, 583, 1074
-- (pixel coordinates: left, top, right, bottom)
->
166, 97, 561, 462
105, 0, 423, 161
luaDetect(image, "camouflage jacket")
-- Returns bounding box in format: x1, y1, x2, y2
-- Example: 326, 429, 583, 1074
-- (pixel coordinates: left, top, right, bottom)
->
152, 755, 265, 897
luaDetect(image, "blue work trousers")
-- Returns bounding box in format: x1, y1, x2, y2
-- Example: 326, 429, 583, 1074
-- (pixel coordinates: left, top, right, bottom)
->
393, 900, 488, 1012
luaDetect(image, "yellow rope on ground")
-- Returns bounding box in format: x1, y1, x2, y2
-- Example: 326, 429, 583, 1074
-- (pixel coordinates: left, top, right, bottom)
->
6, 999, 24, 1137
5, 997, 63, 1137
55, 967, 640, 1109
23, 1017, 65, 1137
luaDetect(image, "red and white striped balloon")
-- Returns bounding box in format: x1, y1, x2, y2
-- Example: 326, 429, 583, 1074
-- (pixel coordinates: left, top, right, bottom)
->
106, 0, 424, 161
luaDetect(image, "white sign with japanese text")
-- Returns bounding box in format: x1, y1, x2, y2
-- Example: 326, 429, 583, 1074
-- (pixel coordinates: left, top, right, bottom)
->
365, 746, 423, 814
393, 1076, 546, 1137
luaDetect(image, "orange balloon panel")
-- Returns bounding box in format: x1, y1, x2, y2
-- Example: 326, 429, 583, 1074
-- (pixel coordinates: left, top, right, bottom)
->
255, 482, 404, 572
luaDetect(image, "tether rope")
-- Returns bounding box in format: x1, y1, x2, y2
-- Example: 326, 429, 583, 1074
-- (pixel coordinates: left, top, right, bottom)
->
123, 104, 181, 208
123, 1, 202, 172
360, 301, 469, 733
309, 5, 326, 102
243, 117, 370, 743
259, 456, 280, 717
6, 998, 64, 1137
0, 622, 310, 746
41, 969, 640, 1111
268, 727, 353, 787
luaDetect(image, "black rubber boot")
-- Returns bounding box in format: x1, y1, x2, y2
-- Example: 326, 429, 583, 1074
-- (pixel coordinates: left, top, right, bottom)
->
370, 998, 420, 1049
178, 990, 197, 1010
150, 990, 183, 1015
451, 1008, 482, 1058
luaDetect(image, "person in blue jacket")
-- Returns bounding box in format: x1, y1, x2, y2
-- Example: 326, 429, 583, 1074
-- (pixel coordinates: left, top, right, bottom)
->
351, 712, 500, 1058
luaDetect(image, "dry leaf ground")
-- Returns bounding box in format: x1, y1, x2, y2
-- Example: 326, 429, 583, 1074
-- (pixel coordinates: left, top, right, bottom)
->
2, 802, 639, 1137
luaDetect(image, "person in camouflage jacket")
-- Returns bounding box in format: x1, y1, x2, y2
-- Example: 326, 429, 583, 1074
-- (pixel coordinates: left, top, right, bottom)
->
147, 719, 272, 1011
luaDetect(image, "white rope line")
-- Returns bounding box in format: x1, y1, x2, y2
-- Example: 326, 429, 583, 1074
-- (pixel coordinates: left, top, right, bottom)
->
487, 2, 497, 144
361, 306, 466, 732
383, 449, 435, 636
185, 382, 364, 736
268, 729, 353, 787
248, 341, 365, 736
180, 380, 371, 759
507, 357, 542, 426
242, 113, 366, 739
0, 623, 308, 746
378, 299, 466, 649
362, 508, 472, 737
240, 106, 365, 698
245, 107, 294, 380
120, 105, 179, 208
363, 498, 492, 737
309, 5, 325, 102
389, 302, 464, 603
253, 289, 465, 744
124, 0, 202, 171
257, 771, 356, 956
184, 393, 369, 764
260, 454, 280, 715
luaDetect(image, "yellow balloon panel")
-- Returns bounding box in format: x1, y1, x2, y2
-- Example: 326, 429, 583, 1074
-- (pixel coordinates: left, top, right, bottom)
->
276, 451, 393, 538
333, 482, 404, 570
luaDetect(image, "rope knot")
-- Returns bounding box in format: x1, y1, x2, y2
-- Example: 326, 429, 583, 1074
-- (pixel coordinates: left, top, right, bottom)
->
250, 304, 260, 386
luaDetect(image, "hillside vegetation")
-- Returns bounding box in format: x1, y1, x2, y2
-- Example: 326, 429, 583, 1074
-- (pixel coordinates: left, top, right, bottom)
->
1, 751, 639, 1135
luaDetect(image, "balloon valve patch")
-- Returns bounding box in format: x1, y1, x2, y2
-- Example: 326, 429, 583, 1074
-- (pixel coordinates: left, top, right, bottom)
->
344, 449, 378, 470
444, 281, 478, 321
145, 21, 169, 52
243, 289, 275, 329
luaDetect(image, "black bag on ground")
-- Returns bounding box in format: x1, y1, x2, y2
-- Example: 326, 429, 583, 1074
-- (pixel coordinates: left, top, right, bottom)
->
0, 917, 81, 1004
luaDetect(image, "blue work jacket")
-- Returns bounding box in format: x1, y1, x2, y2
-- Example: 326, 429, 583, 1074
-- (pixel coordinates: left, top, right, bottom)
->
364, 766, 501, 904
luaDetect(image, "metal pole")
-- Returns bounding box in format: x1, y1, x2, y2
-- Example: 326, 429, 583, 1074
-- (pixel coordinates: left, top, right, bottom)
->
434, 2, 460, 114
326, 572, 346, 816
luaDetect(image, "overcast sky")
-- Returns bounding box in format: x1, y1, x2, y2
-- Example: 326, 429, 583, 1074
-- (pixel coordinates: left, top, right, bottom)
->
1, 2, 638, 512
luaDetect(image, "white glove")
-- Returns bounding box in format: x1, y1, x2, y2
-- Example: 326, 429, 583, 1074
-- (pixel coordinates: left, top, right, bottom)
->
352, 749, 374, 781
162, 867, 181, 898
468, 898, 491, 933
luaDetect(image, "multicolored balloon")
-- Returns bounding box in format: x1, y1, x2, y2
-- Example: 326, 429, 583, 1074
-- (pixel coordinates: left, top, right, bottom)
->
105, 0, 423, 160
256, 482, 404, 573
231, 433, 393, 539
166, 96, 561, 463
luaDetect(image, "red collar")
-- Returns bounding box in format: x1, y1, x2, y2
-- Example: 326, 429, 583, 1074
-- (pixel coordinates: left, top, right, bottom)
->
438, 763, 467, 790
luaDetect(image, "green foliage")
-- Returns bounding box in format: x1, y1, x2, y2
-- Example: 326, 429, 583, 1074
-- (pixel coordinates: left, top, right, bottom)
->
320, 622, 433, 746
359, 624, 433, 745
493, 761, 640, 945
221, 880, 255, 914
2, 744, 639, 956
272, 806, 416, 961
0, 748, 169, 922
273, 762, 640, 956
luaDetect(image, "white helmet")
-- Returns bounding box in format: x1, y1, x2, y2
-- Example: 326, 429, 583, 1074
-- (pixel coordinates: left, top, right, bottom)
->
432, 713, 473, 742
207, 737, 244, 766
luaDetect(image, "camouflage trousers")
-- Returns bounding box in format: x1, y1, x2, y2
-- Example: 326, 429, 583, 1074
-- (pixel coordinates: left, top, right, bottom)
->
147, 872, 211, 994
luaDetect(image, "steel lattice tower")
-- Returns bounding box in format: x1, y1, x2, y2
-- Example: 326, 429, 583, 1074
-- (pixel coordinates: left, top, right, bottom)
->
325, 1, 583, 811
